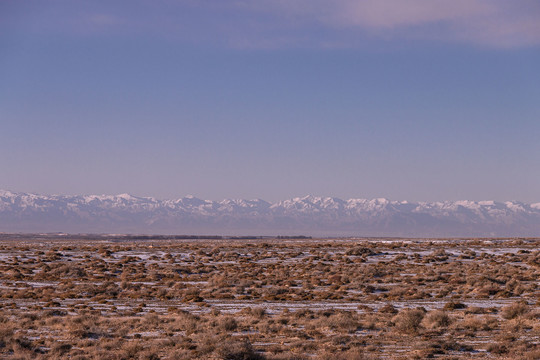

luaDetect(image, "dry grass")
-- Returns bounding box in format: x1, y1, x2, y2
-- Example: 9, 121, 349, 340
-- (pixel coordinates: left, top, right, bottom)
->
0, 235, 538, 359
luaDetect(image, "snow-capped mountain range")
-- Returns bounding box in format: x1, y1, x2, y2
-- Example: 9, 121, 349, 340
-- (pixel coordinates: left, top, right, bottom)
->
1, 190, 539, 236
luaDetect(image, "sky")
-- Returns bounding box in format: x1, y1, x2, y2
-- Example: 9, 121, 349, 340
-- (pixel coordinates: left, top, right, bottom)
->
1, 0, 540, 203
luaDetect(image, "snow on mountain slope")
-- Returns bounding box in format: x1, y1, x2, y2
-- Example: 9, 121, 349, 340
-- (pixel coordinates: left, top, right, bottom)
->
0, 190, 539, 236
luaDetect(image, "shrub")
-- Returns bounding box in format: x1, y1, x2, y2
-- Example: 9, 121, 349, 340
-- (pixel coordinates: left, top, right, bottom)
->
217, 340, 265, 360
50, 342, 72, 355
219, 317, 239, 331
444, 301, 467, 311
486, 343, 508, 354
461, 315, 498, 331
423, 310, 451, 329
379, 303, 398, 314
319, 313, 360, 333
501, 302, 529, 320
317, 347, 365, 360
393, 309, 425, 334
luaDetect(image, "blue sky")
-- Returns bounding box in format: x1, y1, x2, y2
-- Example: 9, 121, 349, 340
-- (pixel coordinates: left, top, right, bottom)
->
1, 0, 539, 202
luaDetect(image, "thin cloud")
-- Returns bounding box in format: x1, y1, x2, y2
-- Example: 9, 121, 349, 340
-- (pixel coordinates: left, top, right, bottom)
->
3, 0, 539, 48
236, 0, 540, 48
349, 0, 490, 28
257, 0, 493, 29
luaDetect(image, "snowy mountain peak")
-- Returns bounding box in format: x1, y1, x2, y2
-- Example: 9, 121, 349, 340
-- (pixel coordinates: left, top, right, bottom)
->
117, 193, 137, 201
0, 190, 16, 197
0, 190, 539, 236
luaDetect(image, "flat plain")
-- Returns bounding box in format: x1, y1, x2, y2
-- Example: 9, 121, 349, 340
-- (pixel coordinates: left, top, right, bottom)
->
0, 234, 538, 359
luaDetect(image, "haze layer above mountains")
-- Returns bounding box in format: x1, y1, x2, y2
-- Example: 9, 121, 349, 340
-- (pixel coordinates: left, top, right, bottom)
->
1, 190, 539, 237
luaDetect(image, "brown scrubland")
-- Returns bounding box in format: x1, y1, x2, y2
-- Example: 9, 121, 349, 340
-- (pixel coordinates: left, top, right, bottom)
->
0, 235, 538, 359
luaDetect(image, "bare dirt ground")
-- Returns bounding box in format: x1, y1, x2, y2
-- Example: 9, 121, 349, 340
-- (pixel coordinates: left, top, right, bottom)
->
0, 234, 538, 359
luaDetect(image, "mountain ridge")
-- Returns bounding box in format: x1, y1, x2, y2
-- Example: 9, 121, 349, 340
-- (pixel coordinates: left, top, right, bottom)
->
1, 190, 539, 236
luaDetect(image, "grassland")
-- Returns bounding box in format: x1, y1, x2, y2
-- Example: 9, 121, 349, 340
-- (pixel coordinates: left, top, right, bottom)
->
0, 235, 538, 359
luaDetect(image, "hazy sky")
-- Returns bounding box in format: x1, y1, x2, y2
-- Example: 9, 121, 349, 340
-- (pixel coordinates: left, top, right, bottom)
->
1, 0, 540, 202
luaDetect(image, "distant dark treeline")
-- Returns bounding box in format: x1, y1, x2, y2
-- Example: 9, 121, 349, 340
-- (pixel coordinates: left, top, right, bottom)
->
127, 235, 277, 240
0, 233, 312, 241
276, 235, 312, 239
123, 235, 312, 240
